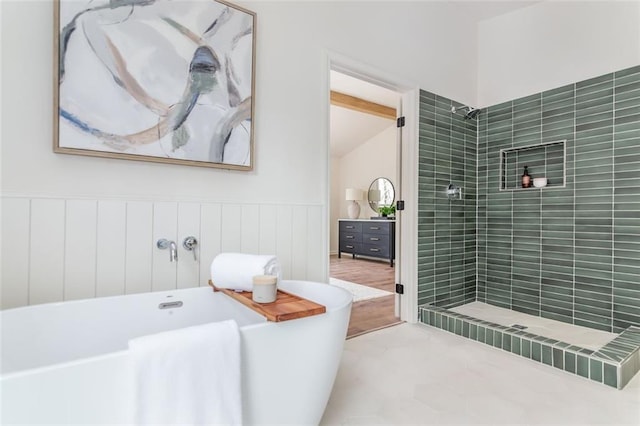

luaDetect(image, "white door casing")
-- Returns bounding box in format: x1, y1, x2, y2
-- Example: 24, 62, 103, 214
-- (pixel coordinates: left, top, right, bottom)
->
324, 50, 419, 323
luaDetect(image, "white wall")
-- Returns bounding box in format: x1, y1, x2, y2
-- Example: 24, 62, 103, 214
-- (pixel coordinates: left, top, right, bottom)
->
329, 125, 396, 254
3, 0, 639, 308
1, 1, 480, 307
1, 1, 481, 201
478, 1, 640, 107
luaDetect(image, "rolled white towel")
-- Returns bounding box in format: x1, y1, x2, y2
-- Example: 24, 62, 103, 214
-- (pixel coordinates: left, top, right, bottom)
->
210, 253, 280, 291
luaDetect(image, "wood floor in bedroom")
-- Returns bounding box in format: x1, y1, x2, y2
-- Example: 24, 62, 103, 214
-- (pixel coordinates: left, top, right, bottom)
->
329, 255, 402, 338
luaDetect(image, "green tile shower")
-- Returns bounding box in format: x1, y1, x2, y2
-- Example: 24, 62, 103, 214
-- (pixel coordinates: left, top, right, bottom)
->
417, 65, 640, 388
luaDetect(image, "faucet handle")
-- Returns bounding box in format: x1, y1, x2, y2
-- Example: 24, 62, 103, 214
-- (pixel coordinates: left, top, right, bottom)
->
183, 236, 198, 261
157, 239, 170, 250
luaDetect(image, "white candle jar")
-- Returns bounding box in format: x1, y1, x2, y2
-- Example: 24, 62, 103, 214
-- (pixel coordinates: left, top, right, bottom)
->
252, 275, 277, 303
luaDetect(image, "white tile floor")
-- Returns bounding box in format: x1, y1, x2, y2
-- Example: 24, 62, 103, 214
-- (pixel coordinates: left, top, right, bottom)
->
450, 301, 618, 351
321, 323, 640, 425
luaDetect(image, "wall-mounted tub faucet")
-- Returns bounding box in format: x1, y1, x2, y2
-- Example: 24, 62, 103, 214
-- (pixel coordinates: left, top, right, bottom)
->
157, 239, 178, 262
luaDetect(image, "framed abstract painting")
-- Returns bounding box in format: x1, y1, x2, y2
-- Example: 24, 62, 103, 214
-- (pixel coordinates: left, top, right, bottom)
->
54, 0, 256, 170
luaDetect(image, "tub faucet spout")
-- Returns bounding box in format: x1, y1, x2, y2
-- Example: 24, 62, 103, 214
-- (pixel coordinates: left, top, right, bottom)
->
157, 239, 178, 262
169, 240, 177, 262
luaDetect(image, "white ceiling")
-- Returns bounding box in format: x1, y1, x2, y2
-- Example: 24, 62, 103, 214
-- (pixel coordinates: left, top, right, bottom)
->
329, 71, 398, 158
330, 106, 395, 158
331, 71, 399, 108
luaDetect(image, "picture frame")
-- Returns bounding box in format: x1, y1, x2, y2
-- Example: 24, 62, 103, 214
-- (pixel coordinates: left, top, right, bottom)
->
53, 0, 256, 171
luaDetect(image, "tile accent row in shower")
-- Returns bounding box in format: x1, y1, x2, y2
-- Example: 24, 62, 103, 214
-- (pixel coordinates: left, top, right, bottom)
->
477, 64, 640, 333
419, 304, 640, 389
418, 91, 477, 308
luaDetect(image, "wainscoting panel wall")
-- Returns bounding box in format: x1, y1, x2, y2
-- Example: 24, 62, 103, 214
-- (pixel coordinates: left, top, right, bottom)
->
64, 200, 98, 301
417, 90, 478, 308
0, 196, 324, 309
125, 202, 153, 296
1, 198, 30, 308
259, 205, 278, 256
30, 199, 65, 305
477, 65, 640, 333
96, 201, 126, 297
306, 206, 324, 281
276, 205, 294, 280
241, 205, 261, 255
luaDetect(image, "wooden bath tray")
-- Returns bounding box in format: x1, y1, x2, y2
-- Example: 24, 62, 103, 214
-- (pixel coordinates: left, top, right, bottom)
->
209, 280, 326, 322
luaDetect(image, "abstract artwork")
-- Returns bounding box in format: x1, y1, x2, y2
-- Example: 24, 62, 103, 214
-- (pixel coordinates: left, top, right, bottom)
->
54, 0, 255, 170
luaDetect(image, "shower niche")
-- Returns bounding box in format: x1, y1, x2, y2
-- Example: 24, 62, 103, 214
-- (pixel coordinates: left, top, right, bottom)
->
499, 140, 566, 191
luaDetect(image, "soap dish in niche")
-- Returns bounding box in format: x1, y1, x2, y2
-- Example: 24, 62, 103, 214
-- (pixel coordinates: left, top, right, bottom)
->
533, 178, 548, 188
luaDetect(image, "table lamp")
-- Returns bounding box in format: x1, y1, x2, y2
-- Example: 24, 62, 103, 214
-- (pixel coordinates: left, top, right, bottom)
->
345, 188, 363, 219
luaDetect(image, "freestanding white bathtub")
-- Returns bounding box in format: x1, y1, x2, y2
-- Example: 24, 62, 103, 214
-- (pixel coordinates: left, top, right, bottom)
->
0, 280, 352, 425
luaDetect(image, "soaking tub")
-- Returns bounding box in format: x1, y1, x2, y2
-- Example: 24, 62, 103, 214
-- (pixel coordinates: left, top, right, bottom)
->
0, 280, 352, 425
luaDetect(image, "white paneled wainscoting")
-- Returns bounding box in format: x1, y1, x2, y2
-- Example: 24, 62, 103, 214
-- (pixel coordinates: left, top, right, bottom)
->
1, 196, 324, 309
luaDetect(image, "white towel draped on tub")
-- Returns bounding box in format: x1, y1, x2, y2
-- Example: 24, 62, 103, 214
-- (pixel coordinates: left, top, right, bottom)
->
210, 253, 280, 291
129, 320, 242, 425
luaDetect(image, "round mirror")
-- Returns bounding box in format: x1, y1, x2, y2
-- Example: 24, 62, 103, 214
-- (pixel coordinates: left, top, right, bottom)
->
368, 177, 395, 213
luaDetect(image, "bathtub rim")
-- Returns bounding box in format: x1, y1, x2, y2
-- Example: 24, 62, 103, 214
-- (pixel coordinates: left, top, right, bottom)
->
1, 280, 352, 380
0, 279, 352, 315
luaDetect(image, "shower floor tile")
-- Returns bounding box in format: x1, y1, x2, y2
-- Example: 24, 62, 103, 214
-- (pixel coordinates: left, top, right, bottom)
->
449, 301, 617, 351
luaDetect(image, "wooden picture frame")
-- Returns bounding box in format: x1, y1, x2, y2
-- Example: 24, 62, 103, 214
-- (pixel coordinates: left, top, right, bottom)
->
54, 0, 256, 170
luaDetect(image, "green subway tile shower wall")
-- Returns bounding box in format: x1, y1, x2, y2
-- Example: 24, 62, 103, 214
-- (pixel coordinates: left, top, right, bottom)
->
477, 65, 640, 333
419, 66, 640, 333
418, 91, 477, 308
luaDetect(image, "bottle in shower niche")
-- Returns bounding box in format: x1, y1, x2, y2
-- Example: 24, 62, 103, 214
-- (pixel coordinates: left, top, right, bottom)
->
521, 165, 532, 188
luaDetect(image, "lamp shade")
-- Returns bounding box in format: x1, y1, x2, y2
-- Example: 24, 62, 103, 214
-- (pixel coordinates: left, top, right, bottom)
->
345, 188, 363, 201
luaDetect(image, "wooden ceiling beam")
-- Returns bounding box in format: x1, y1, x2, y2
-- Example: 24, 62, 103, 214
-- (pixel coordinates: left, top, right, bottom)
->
330, 91, 396, 121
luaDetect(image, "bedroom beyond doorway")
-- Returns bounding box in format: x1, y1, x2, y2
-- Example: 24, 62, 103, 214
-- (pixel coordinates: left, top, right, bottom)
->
330, 255, 402, 338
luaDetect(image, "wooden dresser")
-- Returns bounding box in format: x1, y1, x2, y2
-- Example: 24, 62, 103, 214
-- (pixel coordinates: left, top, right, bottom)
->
338, 219, 395, 266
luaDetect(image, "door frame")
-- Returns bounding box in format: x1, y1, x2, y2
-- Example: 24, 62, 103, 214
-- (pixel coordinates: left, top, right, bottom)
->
322, 50, 419, 323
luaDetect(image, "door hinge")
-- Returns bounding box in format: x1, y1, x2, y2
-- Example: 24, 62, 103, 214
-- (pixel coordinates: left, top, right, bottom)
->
396, 200, 405, 211
396, 116, 405, 128
395, 283, 404, 295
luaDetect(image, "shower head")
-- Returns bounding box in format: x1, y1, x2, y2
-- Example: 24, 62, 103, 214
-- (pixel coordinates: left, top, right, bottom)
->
465, 108, 481, 119
451, 105, 481, 120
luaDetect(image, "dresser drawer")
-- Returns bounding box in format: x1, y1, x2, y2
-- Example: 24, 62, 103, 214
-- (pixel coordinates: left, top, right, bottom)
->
362, 233, 389, 246
339, 242, 361, 254
340, 232, 362, 243
362, 243, 390, 259
362, 222, 390, 234
339, 221, 362, 233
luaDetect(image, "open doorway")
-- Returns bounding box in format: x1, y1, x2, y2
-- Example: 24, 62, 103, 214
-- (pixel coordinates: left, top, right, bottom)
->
328, 70, 403, 338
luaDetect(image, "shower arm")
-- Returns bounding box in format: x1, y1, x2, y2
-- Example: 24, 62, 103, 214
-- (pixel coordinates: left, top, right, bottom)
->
451, 105, 481, 119
451, 105, 470, 114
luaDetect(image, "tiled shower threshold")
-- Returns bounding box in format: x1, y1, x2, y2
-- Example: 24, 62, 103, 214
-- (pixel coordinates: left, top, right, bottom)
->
419, 303, 640, 389
450, 302, 617, 351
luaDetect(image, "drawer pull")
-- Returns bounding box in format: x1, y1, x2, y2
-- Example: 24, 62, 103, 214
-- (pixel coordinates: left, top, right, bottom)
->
346, 245, 353, 249
346, 235, 354, 239
369, 226, 380, 230
346, 225, 354, 229
369, 248, 380, 252
370, 237, 380, 241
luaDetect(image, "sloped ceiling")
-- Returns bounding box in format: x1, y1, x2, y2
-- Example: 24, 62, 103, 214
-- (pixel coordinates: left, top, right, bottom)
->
329, 71, 398, 157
